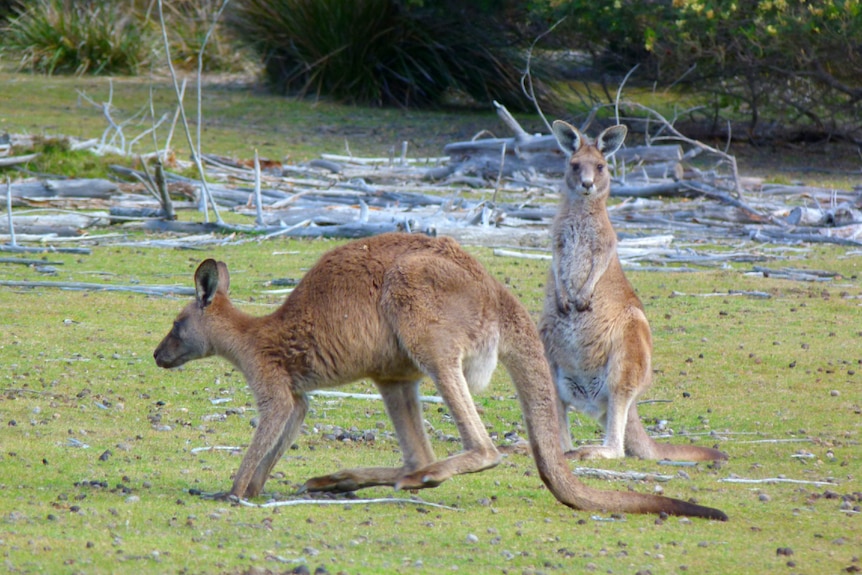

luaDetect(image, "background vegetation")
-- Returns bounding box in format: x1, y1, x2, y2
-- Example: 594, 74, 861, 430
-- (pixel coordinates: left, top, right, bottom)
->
2, 0, 860, 138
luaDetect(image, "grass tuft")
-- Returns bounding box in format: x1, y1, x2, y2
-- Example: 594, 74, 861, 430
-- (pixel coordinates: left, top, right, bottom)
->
3, 0, 155, 75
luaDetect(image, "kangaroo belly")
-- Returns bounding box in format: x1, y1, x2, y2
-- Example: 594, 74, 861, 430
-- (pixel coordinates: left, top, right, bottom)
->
555, 367, 610, 420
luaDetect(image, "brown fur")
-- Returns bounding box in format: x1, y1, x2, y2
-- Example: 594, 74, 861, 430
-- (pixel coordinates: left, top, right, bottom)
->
540, 121, 729, 463
154, 233, 726, 520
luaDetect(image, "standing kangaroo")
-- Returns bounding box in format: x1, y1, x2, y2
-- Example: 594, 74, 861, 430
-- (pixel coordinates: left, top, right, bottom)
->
540, 121, 728, 463
154, 233, 726, 520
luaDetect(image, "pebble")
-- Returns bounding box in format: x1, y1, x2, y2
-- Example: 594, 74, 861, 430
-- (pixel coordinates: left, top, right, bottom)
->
466, 533, 479, 544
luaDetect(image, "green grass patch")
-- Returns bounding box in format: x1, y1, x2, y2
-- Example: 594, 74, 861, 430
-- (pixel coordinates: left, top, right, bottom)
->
0, 73, 511, 167
1, 236, 860, 574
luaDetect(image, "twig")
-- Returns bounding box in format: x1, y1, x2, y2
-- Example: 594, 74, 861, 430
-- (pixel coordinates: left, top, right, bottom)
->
156, 0, 223, 224
492, 248, 551, 260
0, 279, 194, 296
196, 0, 232, 168
615, 64, 640, 126
310, 389, 444, 404
625, 101, 743, 196
573, 467, 674, 483
0, 257, 63, 265
190, 446, 243, 454
237, 496, 460, 511
492, 143, 506, 204
520, 16, 566, 134
5, 176, 15, 247
671, 290, 772, 299
719, 476, 838, 487
253, 149, 264, 226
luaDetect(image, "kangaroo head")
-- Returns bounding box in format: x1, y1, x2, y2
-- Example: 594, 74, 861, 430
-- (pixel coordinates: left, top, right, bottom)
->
553, 120, 627, 198
153, 259, 231, 369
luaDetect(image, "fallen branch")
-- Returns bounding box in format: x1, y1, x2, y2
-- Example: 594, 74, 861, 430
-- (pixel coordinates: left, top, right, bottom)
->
573, 467, 675, 483
0, 257, 64, 266
719, 476, 838, 487
190, 446, 243, 454
671, 290, 772, 299
0, 279, 194, 296
237, 496, 460, 511
311, 389, 444, 404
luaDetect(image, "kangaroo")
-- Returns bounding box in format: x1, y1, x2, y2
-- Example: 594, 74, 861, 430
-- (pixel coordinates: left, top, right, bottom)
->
154, 233, 726, 520
540, 121, 728, 463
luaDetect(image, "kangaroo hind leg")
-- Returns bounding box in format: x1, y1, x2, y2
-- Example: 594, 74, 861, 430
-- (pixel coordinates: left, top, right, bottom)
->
565, 334, 647, 460
303, 380, 437, 493
395, 357, 501, 490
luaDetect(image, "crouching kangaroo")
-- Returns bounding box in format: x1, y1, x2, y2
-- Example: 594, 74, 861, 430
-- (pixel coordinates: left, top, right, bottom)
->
539, 121, 728, 463
154, 233, 726, 520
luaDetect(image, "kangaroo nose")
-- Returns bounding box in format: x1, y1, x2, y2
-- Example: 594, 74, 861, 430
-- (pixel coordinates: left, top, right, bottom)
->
581, 179, 593, 189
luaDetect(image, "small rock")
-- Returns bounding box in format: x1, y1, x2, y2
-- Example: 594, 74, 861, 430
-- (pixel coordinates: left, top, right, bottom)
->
466, 533, 479, 544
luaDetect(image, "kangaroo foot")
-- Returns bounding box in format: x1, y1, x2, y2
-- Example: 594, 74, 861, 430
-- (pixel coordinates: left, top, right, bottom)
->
564, 445, 624, 460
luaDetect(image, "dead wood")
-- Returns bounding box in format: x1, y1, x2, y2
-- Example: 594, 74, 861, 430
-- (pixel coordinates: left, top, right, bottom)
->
2, 99, 859, 254
0, 279, 193, 295
0, 257, 64, 266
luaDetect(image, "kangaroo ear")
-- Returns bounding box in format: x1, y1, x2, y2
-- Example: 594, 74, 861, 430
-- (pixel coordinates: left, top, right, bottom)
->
194, 259, 227, 307
552, 120, 584, 155
596, 124, 627, 158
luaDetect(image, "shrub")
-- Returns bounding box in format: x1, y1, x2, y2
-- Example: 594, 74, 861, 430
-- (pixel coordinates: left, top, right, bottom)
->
149, 0, 251, 73
227, 0, 541, 108
0, 0, 20, 21
3, 0, 156, 75
539, 0, 862, 139
659, 0, 862, 139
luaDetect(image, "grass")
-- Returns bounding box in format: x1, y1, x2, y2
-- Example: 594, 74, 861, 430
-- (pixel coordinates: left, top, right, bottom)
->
0, 72, 860, 574
0, 73, 509, 166
1, 237, 860, 575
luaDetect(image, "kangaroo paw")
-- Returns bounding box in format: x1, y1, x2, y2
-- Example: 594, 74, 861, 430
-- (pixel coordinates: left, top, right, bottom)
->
395, 471, 444, 491
302, 472, 361, 493
564, 445, 624, 460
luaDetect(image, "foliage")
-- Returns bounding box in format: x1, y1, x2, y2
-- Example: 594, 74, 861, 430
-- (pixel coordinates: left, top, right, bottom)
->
0, 0, 19, 20
145, 0, 252, 74
661, 0, 862, 139
2, 0, 156, 75
0, 0, 249, 75
227, 0, 542, 109
536, 0, 862, 140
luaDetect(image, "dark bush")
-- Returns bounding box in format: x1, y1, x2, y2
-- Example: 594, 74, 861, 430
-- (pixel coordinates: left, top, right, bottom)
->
227, 0, 542, 109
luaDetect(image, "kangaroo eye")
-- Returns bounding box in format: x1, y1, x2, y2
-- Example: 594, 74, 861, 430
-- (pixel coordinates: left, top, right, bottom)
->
570, 162, 580, 171
597, 164, 605, 173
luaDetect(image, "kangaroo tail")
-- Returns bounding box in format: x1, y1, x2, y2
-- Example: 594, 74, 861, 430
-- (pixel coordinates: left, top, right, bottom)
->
498, 291, 728, 521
